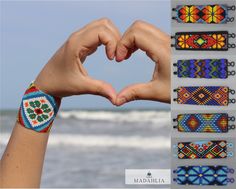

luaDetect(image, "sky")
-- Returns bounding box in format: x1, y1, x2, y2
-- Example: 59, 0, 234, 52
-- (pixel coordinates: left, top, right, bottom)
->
0, 0, 171, 110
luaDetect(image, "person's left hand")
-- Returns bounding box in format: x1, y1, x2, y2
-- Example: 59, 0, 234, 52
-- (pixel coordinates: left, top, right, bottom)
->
34, 18, 121, 105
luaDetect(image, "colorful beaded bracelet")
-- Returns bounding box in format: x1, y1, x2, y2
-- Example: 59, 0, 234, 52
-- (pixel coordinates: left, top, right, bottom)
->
17, 82, 61, 133
173, 86, 236, 106
173, 165, 234, 186
172, 4, 235, 24
171, 31, 236, 51
173, 140, 233, 159
173, 113, 235, 133
173, 59, 235, 79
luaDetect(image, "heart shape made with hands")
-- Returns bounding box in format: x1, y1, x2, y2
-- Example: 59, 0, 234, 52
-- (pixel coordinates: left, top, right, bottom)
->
35, 19, 170, 106
74, 19, 171, 106
86, 50, 154, 106
95, 21, 170, 106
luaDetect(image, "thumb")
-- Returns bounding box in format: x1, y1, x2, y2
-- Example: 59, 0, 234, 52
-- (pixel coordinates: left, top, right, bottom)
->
116, 83, 153, 106
83, 77, 117, 105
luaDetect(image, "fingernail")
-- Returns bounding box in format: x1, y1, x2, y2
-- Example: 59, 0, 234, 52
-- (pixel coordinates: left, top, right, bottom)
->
117, 97, 126, 105
111, 54, 115, 60
109, 50, 115, 60
116, 53, 123, 62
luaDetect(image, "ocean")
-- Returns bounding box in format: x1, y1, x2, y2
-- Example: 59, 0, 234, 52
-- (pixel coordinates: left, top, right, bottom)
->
0, 109, 171, 188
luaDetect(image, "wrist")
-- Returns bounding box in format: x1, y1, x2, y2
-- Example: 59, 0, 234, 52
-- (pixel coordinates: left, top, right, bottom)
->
34, 61, 63, 98
17, 82, 61, 133
34, 77, 58, 98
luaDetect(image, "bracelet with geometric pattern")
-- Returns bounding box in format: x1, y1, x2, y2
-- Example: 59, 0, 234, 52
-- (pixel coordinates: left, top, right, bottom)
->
171, 31, 236, 51
173, 165, 235, 186
174, 140, 233, 159
173, 86, 236, 106
173, 113, 235, 133
17, 82, 61, 133
173, 59, 235, 79
172, 4, 235, 24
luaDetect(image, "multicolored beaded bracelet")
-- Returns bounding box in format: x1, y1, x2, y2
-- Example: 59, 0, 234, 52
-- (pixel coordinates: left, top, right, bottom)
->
17, 82, 61, 133
173, 86, 236, 106
173, 165, 234, 186
171, 31, 236, 51
172, 4, 235, 24
173, 113, 235, 133
173, 140, 233, 159
173, 59, 235, 79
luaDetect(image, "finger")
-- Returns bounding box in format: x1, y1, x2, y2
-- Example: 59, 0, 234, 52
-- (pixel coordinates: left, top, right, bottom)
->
102, 19, 122, 42
86, 18, 122, 47
124, 47, 138, 60
72, 18, 121, 60
84, 18, 122, 41
116, 27, 152, 62
116, 21, 170, 62
116, 80, 171, 106
83, 77, 117, 105
77, 25, 118, 61
116, 83, 153, 106
97, 27, 119, 60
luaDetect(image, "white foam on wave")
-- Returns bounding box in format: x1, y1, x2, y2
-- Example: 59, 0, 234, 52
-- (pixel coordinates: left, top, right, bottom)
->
0, 133, 170, 150
58, 110, 170, 124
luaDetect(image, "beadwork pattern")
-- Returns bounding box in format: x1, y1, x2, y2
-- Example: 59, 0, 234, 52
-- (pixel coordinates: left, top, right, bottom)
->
176, 86, 229, 106
174, 31, 228, 51
174, 4, 228, 24
177, 140, 228, 159
18, 83, 61, 133
174, 165, 233, 185
176, 59, 228, 79
176, 113, 229, 133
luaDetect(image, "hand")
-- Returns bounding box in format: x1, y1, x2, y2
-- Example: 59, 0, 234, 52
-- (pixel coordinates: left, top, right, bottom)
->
115, 21, 171, 106
34, 18, 121, 105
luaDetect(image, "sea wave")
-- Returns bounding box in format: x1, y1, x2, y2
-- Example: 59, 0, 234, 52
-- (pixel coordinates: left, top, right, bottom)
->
58, 110, 170, 124
0, 133, 170, 150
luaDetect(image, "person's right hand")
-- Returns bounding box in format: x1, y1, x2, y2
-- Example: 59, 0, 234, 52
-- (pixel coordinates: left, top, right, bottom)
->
115, 21, 171, 106
34, 18, 121, 105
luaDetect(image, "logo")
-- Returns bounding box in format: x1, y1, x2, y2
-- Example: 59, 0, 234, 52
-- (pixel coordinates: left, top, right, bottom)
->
146, 171, 152, 178
125, 169, 171, 185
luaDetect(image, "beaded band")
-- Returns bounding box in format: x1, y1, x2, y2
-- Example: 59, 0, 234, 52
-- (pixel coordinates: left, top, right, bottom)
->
173, 113, 235, 133
173, 86, 236, 106
173, 165, 235, 186
171, 31, 236, 51
175, 140, 233, 159
172, 4, 235, 24
17, 82, 61, 133
173, 59, 236, 79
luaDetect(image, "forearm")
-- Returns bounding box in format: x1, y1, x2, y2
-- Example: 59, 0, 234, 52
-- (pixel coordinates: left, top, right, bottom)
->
0, 19, 120, 188
0, 122, 49, 188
